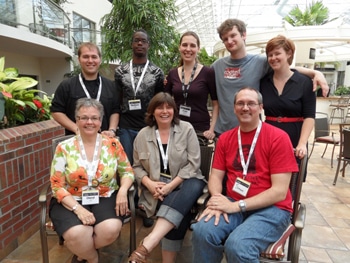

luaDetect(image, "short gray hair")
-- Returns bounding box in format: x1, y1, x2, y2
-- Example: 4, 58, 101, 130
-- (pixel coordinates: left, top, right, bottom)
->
75, 98, 104, 119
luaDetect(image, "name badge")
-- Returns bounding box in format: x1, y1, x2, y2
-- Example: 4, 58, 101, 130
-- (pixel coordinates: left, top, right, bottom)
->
232, 177, 251, 197
128, 99, 142, 110
82, 189, 99, 205
179, 105, 191, 117
160, 173, 172, 184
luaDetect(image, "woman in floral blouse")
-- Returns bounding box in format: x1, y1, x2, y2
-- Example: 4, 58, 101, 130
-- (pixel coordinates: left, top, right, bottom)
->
49, 98, 134, 263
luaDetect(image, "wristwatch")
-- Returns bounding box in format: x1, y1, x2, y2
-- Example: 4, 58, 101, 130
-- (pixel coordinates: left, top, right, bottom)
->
238, 200, 247, 213
109, 129, 116, 135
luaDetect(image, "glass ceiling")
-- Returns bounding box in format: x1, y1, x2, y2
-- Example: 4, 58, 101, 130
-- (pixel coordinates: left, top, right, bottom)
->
173, 0, 350, 61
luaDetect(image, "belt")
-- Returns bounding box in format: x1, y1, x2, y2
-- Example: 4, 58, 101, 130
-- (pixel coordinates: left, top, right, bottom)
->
265, 116, 304, 123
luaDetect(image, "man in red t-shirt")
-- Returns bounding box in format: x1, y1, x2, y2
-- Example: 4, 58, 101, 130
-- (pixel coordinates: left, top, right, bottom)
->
192, 87, 298, 263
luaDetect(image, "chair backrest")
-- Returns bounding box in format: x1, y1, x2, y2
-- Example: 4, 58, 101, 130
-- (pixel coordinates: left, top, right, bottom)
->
343, 129, 350, 158
197, 133, 215, 181
290, 154, 307, 222
330, 95, 350, 107
200, 145, 214, 181
339, 124, 350, 159
339, 95, 350, 105
52, 135, 74, 154
314, 112, 329, 138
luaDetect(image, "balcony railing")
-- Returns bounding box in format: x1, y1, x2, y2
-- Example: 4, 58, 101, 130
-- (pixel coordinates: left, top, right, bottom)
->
0, 0, 103, 54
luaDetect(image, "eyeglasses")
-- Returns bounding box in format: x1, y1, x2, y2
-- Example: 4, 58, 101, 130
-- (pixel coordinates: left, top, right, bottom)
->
133, 38, 149, 44
76, 116, 101, 122
235, 102, 260, 109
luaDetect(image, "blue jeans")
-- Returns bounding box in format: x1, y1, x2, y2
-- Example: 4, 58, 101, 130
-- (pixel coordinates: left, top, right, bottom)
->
157, 178, 205, 251
192, 200, 291, 263
117, 128, 139, 165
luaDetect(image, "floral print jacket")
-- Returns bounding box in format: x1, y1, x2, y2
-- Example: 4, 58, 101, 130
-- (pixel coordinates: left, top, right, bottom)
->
50, 135, 134, 202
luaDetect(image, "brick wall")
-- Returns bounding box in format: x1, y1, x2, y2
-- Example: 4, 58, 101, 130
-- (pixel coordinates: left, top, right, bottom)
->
0, 120, 64, 260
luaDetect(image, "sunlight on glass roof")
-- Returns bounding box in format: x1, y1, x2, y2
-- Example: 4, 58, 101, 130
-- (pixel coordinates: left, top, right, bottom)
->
174, 0, 350, 60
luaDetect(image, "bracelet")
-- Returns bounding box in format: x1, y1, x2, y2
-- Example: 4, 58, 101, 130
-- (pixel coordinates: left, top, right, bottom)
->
72, 203, 79, 212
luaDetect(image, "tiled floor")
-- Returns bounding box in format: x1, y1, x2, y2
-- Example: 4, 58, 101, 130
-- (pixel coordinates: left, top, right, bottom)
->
2, 125, 350, 263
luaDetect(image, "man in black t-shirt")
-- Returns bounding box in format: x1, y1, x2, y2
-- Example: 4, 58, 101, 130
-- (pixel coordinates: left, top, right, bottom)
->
51, 42, 119, 137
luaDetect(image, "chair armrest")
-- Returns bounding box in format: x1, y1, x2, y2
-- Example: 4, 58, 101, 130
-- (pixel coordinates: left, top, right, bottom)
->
197, 192, 210, 206
127, 182, 136, 252
294, 203, 306, 229
202, 185, 208, 194
39, 183, 51, 204
127, 184, 135, 215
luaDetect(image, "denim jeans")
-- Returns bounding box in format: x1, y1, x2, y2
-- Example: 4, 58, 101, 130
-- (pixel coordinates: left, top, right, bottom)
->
117, 128, 139, 165
192, 200, 291, 263
157, 177, 205, 251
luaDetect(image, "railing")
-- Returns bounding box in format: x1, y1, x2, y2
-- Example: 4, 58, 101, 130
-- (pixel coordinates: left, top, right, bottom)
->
0, 0, 103, 54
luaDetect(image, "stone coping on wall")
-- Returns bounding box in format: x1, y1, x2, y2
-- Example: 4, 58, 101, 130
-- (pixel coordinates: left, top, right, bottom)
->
0, 119, 63, 142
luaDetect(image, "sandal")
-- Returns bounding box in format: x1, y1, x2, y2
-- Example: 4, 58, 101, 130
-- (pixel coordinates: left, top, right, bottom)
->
128, 243, 149, 263
71, 254, 87, 263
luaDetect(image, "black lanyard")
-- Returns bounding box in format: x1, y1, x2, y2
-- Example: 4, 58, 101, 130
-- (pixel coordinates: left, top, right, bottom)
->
181, 63, 197, 105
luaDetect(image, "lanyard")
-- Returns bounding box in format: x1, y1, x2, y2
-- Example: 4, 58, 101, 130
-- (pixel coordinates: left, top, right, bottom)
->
155, 129, 171, 174
78, 134, 101, 187
238, 121, 262, 178
181, 63, 197, 105
130, 60, 149, 98
78, 74, 102, 101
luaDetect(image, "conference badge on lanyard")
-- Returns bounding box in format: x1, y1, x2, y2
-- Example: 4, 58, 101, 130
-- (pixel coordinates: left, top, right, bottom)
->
232, 121, 262, 197
82, 188, 99, 205
160, 173, 172, 184
179, 105, 191, 117
128, 99, 142, 110
233, 177, 251, 197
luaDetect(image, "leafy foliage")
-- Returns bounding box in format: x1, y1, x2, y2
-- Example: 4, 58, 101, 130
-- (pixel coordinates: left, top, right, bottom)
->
198, 48, 217, 67
101, 0, 179, 72
0, 57, 51, 128
284, 1, 337, 26
334, 86, 350, 96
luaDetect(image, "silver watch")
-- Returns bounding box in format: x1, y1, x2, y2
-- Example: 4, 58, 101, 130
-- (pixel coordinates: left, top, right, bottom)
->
238, 200, 247, 213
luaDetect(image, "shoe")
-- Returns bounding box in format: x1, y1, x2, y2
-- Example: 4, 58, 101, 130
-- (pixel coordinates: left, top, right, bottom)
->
142, 217, 154, 228
128, 242, 149, 263
71, 254, 87, 263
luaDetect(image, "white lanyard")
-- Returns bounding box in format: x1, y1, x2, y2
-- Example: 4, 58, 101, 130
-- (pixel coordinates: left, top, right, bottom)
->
156, 129, 170, 174
78, 134, 101, 187
78, 74, 102, 101
130, 60, 149, 97
238, 121, 262, 178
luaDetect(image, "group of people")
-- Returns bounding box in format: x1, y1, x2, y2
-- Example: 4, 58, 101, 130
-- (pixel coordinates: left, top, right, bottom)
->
48, 18, 327, 263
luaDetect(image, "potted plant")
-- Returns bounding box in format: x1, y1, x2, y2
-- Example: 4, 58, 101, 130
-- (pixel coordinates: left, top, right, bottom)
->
334, 85, 350, 96
0, 57, 52, 128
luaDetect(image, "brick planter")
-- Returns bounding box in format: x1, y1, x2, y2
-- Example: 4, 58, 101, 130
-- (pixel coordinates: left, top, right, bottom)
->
0, 120, 64, 260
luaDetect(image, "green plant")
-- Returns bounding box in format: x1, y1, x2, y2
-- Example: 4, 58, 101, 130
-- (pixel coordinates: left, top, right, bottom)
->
198, 48, 217, 67
101, 0, 178, 72
0, 57, 52, 128
334, 86, 350, 96
284, 1, 337, 26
